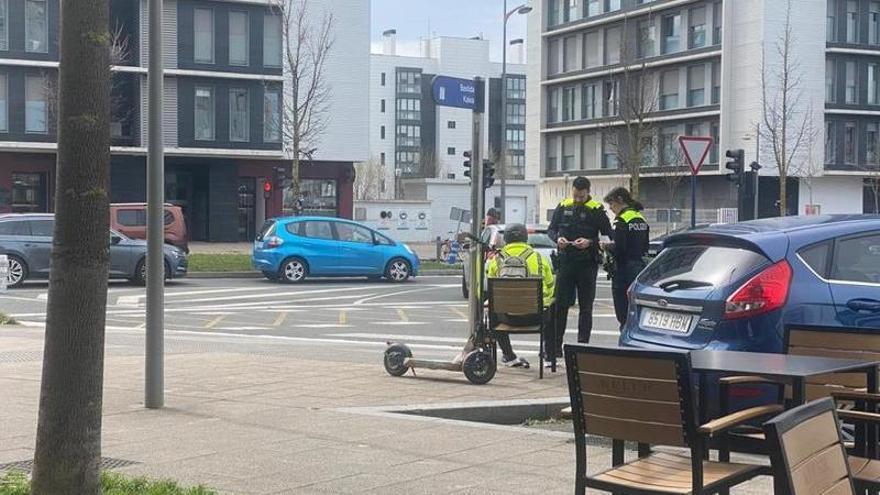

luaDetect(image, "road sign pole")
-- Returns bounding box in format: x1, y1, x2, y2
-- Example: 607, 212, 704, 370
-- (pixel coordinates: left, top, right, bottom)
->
468, 90, 484, 343
690, 174, 697, 229
678, 136, 714, 230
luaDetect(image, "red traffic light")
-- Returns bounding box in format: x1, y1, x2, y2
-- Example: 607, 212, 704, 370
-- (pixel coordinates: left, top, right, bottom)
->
263, 181, 272, 193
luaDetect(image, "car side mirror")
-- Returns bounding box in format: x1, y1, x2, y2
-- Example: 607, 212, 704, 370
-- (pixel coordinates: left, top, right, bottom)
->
110, 235, 122, 245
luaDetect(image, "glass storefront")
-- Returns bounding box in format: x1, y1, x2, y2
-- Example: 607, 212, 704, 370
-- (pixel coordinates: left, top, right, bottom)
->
11, 172, 47, 213
284, 179, 337, 217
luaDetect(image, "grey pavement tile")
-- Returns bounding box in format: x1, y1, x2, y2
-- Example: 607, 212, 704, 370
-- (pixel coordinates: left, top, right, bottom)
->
0, 448, 33, 464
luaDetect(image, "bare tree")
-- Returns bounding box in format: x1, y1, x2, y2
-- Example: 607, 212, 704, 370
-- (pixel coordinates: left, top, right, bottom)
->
603, 15, 659, 199
862, 123, 880, 213
31, 0, 111, 492
354, 157, 385, 200
759, 0, 815, 216
272, 0, 334, 215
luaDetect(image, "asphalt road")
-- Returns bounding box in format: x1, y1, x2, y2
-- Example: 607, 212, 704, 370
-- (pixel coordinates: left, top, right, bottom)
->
0, 275, 621, 364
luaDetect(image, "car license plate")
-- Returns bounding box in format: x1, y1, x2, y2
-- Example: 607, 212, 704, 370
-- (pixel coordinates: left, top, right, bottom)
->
641, 309, 693, 333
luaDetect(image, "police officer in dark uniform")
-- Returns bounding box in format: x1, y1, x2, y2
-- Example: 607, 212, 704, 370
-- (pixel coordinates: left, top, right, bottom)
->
601, 187, 649, 329
546, 177, 612, 366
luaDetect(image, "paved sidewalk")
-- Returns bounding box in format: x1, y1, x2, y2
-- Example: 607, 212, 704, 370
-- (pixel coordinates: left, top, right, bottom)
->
0, 325, 771, 494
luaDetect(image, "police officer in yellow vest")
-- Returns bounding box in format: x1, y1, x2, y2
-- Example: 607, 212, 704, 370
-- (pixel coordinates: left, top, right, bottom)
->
547, 177, 612, 366
601, 187, 649, 329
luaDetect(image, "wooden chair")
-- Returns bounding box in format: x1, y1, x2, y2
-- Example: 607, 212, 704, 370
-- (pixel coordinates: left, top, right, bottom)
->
830, 390, 880, 492
565, 344, 778, 494
763, 397, 856, 495
719, 325, 880, 455
487, 277, 546, 378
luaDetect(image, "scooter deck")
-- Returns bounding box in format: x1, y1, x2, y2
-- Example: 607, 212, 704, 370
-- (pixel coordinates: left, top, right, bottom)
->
404, 358, 463, 372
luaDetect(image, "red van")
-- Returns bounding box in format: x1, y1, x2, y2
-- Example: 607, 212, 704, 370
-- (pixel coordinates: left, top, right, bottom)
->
110, 203, 189, 252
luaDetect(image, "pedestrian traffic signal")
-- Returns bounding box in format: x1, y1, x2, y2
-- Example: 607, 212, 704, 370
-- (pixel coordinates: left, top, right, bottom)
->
463, 151, 472, 179
263, 180, 272, 199
725, 149, 745, 184
482, 159, 495, 189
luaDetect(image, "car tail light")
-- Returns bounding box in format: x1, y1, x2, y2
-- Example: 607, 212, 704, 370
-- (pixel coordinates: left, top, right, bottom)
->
724, 260, 792, 320
266, 236, 284, 248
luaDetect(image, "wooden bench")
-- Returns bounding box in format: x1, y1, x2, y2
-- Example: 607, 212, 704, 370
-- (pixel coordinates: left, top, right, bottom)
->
564, 344, 777, 494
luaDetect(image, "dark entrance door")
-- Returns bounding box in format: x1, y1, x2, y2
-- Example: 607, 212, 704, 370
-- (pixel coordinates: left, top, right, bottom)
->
11, 173, 48, 212
238, 178, 256, 241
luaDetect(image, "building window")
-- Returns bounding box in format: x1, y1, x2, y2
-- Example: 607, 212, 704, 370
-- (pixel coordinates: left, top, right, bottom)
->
380, 99, 385, 113
263, 88, 281, 142
584, 31, 601, 68
605, 26, 621, 65
25, 0, 46, 53
396, 98, 420, 120
447, 120, 456, 129
604, 80, 619, 117
194, 86, 214, 140
638, 20, 656, 58
380, 125, 385, 140
228, 11, 249, 66
660, 69, 679, 110
867, 123, 879, 163
562, 135, 576, 171
548, 38, 560, 75
263, 13, 282, 67
587, 0, 600, 17
548, 0, 560, 26
548, 87, 559, 123
689, 7, 707, 49
662, 13, 681, 54
711, 60, 720, 104
687, 65, 705, 107
660, 126, 679, 166
827, 59, 837, 103
582, 83, 598, 119
381, 72, 386, 86
844, 121, 857, 165
871, 1, 880, 44
509, 154, 525, 178
710, 121, 720, 163
846, 61, 857, 104
563, 35, 579, 72
0, 0, 8, 51
847, 0, 859, 43
194, 8, 214, 63
396, 124, 420, 147
828, 0, 838, 42
0, 74, 6, 132
580, 133, 598, 170
870, 64, 880, 105
380, 152, 386, 165
229, 88, 249, 142
607, 0, 621, 12
506, 102, 525, 125
562, 86, 576, 121
826, 121, 838, 164
397, 70, 421, 94
564, 0, 580, 23
547, 136, 559, 171
507, 128, 525, 150
712, 1, 722, 45
447, 147, 456, 155
25, 75, 47, 134
602, 135, 618, 169
506, 77, 526, 99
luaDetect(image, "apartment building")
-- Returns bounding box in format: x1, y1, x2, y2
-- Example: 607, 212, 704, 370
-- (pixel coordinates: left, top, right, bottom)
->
528, 0, 875, 219
369, 33, 539, 236
0, 0, 368, 242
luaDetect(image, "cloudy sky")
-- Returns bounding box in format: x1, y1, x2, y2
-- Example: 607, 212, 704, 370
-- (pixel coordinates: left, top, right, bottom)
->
370, 0, 530, 62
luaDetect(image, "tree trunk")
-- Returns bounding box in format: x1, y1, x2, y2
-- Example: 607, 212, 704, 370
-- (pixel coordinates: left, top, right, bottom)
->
779, 176, 788, 216
290, 155, 300, 214
630, 169, 640, 200
30, 0, 111, 493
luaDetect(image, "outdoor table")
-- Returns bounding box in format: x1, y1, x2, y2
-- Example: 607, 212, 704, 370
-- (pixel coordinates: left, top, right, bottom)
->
691, 350, 880, 458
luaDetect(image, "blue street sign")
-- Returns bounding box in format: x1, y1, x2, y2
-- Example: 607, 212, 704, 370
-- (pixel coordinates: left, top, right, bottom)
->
432, 75, 478, 110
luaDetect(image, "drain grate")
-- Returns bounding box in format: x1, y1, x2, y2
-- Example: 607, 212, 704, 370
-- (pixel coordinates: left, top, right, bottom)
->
0, 351, 43, 364
0, 456, 140, 474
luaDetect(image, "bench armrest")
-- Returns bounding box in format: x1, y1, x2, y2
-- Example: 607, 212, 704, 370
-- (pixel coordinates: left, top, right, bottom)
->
837, 409, 880, 424
698, 405, 785, 438
719, 375, 788, 386
831, 390, 877, 404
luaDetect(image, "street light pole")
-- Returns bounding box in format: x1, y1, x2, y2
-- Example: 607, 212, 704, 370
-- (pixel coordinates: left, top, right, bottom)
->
499, 2, 531, 224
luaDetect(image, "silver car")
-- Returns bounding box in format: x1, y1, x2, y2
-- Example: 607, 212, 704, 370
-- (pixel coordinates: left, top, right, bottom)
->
0, 213, 187, 288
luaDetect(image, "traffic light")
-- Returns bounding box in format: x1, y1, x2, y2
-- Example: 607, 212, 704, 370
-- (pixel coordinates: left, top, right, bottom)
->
725, 149, 745, 184
463, 151, 472, 180
482, 159, 495, 189
263, 180, 273, 199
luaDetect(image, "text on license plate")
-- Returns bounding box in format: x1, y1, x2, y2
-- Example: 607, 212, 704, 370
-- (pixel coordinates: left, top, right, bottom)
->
641, 309, 694, 333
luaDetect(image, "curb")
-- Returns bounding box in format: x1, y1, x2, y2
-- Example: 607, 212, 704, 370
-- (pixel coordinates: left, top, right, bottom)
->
188, 271, 262, 279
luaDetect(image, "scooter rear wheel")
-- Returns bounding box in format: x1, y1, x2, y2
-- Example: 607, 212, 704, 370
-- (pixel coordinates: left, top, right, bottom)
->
384, 343, 412, 377
463, 350, 496, 385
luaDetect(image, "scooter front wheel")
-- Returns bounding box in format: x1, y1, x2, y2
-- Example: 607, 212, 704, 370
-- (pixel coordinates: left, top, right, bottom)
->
463, 350, 496, 385
384, 343, 412, 377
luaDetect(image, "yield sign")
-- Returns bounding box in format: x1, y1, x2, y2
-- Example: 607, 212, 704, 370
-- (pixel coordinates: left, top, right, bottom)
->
678, 136, 714, 175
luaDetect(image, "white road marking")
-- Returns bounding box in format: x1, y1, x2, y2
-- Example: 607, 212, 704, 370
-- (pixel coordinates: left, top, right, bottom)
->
294, 324, 353, 329
216, 326, 271, 331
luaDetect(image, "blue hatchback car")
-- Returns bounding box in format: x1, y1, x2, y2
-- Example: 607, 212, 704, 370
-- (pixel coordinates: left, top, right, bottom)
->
620, 215, 880, 354
252, 217, 419, 283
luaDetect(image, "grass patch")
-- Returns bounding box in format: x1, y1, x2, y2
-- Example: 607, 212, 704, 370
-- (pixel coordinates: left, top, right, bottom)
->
0, 312, 17, 325
420, 261, 462, 271
187, 253, 255, 273
0, 471, 215, 495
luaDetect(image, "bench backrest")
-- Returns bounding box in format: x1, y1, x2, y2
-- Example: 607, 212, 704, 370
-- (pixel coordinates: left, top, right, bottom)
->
786, 325, 880, 400
488, 277, 542, 317
764, 398, 855, 495
565, 344, 694, 448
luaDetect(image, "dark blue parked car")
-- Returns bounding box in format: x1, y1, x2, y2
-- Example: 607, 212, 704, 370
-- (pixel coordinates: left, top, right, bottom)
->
252, 216, 419, 283
620, 215, 880, 354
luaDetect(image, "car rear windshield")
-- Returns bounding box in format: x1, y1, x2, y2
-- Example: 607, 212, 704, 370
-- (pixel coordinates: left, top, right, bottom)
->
639, 245, 769, 289
528, 233, 555, 248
